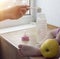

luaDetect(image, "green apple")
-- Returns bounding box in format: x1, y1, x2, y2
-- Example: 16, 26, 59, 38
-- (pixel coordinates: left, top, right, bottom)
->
40, 39, 59, 58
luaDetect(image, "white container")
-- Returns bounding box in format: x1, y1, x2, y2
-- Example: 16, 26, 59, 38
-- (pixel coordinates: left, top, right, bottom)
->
36, 10, 47, 44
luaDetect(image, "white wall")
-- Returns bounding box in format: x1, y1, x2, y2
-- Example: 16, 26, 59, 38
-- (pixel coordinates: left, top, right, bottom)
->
37, 0, 60, 27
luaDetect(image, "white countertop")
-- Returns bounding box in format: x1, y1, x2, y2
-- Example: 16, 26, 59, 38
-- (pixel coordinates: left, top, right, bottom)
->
0, 23, 36, 34
0, 24, 39, 49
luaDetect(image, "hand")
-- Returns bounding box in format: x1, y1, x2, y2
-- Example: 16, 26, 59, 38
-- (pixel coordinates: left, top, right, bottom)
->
48, 28, 60, 45
6, 5, 30, 19
18, 45, 41, 57
0, 5, 30, 21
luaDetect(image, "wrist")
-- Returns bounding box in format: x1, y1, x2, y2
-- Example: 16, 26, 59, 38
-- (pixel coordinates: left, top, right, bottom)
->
4, 10, 10, 19
0, 11, 6, 21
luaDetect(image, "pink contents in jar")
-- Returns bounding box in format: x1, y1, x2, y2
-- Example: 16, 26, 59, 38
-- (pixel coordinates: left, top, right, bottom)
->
22, 35, 29, 41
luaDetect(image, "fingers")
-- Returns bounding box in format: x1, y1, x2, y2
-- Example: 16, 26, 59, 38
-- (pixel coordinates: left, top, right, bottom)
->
19, 5, 30, 9
18, 45, 42, 57
18, 45, 27, 57
20, 8, 27, 15
12, 5, 30, 19
18, 45, 26, 56
56, 32, 60, 45
19, 5, 30, 15
18, 48, 23, 56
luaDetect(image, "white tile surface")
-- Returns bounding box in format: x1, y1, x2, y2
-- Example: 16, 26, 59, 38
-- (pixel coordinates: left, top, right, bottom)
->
0, 26, 38, 49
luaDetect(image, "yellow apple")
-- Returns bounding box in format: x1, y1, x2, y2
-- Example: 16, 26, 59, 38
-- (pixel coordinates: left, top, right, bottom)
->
40, 39, 59, 58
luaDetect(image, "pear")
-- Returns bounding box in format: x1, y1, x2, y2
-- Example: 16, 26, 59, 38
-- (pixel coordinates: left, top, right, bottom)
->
40, 39, 59, 58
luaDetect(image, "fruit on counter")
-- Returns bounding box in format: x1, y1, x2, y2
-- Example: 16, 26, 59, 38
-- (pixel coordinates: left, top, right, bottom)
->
22, 34, 29, 41
40, 39, 59, 58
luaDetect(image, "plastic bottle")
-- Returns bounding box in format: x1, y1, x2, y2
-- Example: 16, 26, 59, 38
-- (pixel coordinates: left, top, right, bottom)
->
36, 8, 47, 44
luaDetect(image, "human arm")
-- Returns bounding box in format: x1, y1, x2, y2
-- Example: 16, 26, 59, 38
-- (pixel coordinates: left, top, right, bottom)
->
0, 5, 29, 21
